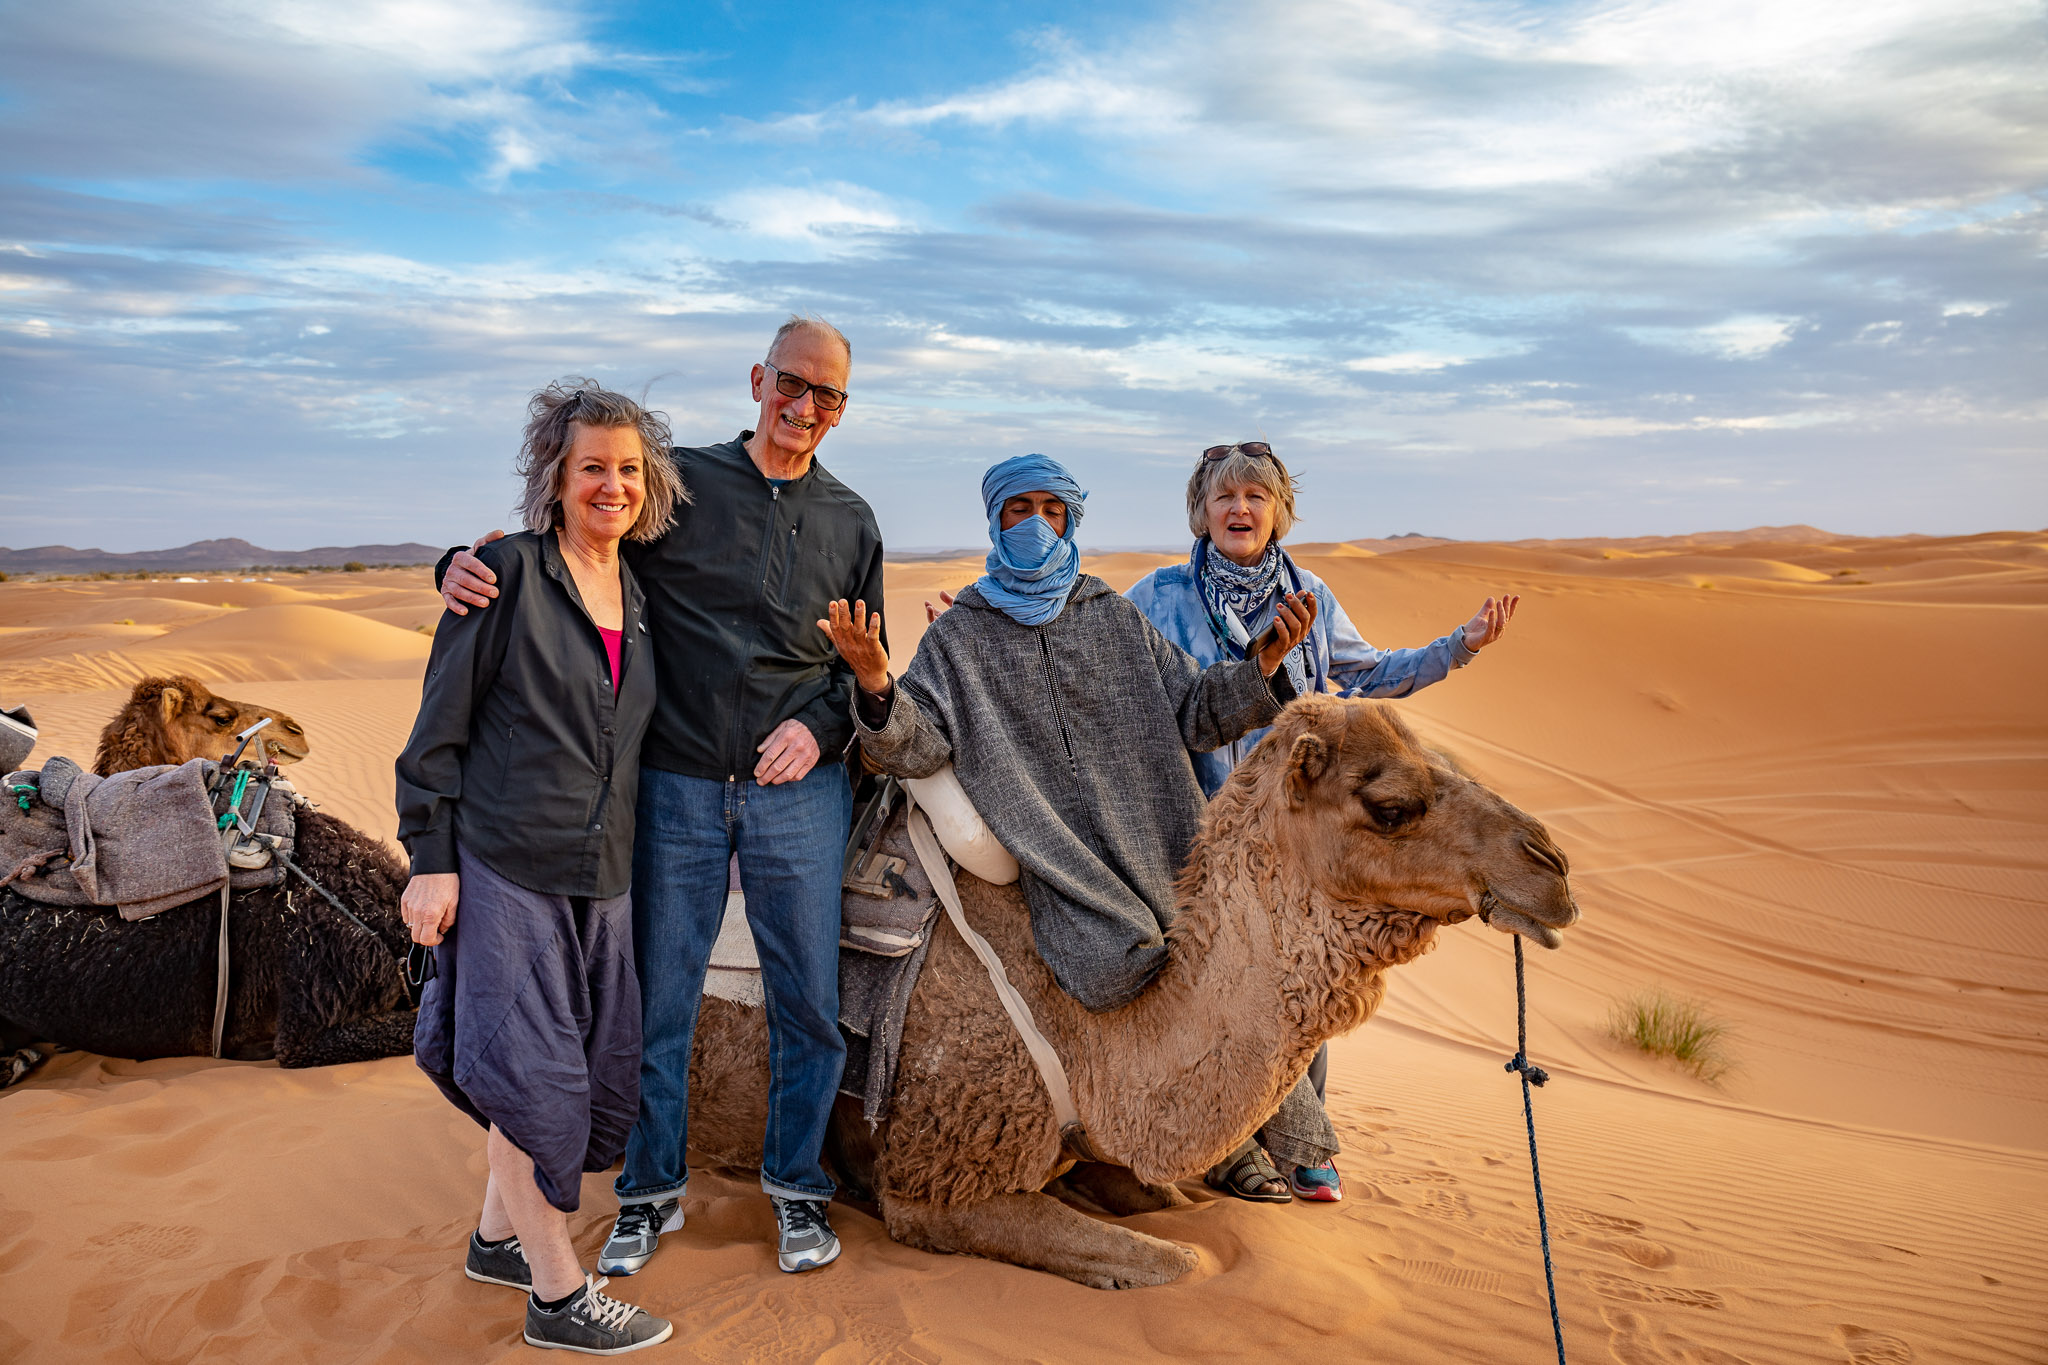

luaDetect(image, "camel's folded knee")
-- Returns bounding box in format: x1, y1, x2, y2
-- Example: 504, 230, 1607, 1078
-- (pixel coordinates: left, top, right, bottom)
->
881, 1189, 1198, 1290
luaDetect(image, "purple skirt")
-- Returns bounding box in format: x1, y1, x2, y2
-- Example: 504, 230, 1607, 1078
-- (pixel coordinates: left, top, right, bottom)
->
413, 843, 642, 1212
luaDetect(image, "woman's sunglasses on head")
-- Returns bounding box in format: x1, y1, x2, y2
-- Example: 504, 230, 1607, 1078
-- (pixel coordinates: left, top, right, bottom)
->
1202, 442, 1275, 463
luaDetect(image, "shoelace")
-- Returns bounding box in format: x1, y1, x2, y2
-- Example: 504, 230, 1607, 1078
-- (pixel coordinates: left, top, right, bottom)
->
611, 1203, 662, 1241
777, 1199, 827, 1243
497, 1235, 524, 1260
575, 1277, 637, 1332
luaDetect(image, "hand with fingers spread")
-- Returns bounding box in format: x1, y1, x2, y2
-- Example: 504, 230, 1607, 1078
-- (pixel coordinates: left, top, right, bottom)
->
401, 872, 460, 946
924, 590, 955, 624
1459, 593, 1521, 652
441, 530, 508, 616
753, 717, 820, 786
1255, 590, 1318, 676
818, 598, 891, 695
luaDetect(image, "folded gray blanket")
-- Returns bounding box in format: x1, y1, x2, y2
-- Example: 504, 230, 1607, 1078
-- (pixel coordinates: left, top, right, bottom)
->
2, 756, 293, 920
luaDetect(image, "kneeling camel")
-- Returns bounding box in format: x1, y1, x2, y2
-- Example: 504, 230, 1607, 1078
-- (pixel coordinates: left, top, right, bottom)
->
685, 695, 1580, 1288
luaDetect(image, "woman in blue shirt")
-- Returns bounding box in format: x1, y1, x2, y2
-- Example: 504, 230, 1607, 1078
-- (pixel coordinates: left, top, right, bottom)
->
1126, 441, 1518, 1204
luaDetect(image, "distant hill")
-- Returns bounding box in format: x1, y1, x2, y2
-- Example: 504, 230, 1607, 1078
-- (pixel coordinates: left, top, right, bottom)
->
0, 538, 445, 575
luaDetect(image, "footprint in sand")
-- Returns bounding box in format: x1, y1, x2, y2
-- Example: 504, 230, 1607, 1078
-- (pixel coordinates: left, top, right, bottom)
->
1561, 1207, 1648, 1237
1586, 1236, 1675, 1269
1581, 1270, 1724, 1310
76, 1222, 202, 1273
1836, 1325, 1914, 1364
1393, 1258, 1518, 1300
1414, 1188, 1476, 1222
1602, 1307, 1753, 1364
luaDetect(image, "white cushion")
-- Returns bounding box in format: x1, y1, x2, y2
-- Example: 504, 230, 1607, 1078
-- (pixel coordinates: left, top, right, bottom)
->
904, 764, 1019, 885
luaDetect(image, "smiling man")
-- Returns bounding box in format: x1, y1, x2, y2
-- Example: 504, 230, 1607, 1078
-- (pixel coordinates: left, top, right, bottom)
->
438, 316, 884, 1280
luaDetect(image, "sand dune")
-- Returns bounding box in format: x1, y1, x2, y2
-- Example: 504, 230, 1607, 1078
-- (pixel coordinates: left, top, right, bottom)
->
1, 541, 2043, 1362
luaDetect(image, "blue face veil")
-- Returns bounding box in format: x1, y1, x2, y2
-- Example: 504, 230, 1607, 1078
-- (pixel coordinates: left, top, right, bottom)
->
973, 454, 1088, 627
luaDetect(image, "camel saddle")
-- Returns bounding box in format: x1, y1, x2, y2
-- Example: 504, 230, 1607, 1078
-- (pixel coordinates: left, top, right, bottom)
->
2, 756, 295, 919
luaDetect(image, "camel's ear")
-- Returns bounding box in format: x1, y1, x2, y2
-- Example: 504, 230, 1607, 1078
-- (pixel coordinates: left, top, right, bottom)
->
1285, 733, 1330, 805
157, 686, 186, 725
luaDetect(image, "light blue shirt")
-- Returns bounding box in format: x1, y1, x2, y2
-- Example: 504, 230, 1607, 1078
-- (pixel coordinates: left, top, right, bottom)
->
1126, 551, 1475, 797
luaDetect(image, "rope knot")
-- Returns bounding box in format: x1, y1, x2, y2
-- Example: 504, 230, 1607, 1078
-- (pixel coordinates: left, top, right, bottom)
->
1506, 1053, 1550, 1086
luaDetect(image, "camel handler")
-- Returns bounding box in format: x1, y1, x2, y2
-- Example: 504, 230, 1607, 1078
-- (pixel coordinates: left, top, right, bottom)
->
395, 381, 682, 1354
820, 453, 1312, 1016
1127, 440, 1519, 1204
437, 316, 884, 1280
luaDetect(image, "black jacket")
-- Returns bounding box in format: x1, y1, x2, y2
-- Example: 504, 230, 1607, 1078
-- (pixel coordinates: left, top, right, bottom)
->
629, 436, 885, 778
398, 531, 654, 897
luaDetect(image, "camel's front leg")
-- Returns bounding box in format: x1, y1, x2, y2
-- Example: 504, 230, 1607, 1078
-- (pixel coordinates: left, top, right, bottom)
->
882, 1189, 1198, 1289
1053, 1161, 1195, 1216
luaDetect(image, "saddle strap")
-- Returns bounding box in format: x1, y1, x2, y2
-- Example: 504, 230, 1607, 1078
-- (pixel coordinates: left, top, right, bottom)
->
210, 877, 230, 1059
903, 798, 1109, 1165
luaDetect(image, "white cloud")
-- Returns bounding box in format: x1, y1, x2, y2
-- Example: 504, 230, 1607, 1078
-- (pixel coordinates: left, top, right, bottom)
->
1625, 315, 1799, 360
711, 185, 910, 248
1347, 351, 1476, 374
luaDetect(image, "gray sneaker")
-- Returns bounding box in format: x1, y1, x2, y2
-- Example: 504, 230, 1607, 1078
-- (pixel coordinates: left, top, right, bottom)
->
771, 1196, 840, 1274
597, 1198, 683, 1277
524, 1275, 672, 1355
464, 1230, 530, 1289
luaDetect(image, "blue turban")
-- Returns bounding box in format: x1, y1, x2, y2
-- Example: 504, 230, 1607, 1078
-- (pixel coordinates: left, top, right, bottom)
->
973, 453, 1088, 627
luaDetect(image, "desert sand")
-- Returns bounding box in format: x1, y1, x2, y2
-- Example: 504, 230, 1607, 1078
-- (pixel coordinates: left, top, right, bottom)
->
2, 528, 2044, 1363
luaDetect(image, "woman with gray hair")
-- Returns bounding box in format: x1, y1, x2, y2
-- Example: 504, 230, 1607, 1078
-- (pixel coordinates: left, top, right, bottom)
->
395, 379, 686, 1354
1126, 441, 1518, 1205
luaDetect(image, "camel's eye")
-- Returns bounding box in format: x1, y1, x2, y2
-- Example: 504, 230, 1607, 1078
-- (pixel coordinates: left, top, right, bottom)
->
1371, 801, 1422, 831
210, 711, 234, 729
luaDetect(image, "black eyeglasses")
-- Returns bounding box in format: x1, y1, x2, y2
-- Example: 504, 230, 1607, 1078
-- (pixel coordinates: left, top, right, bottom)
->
1202, 441, 1276, 463
763, 363, 848, 412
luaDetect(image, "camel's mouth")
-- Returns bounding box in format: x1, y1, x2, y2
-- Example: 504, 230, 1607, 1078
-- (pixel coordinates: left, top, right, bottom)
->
1475, 888, 1572, 950
261, 741, 307, 765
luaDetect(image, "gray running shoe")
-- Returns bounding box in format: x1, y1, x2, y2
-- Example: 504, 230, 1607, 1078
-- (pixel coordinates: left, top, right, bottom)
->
596, 1198, 683, 1277
464, 1230, 530, 1289
771, 1196, 840, 1274
524, 1275, 672, 1355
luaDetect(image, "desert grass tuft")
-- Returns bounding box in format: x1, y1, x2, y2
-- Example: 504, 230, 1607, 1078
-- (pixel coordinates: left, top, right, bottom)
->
1606, 989, 1733, 1082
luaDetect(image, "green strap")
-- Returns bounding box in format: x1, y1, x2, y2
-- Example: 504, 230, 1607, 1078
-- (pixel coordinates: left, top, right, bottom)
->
217, 768, 251, 830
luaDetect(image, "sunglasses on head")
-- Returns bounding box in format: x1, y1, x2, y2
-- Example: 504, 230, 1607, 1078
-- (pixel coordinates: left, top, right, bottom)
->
1202, 442, 1279, 466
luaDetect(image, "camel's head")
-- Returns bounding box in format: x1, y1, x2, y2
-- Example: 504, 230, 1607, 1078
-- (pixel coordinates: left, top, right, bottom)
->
95, 675, 310, 775
1247, 695, 1578, 950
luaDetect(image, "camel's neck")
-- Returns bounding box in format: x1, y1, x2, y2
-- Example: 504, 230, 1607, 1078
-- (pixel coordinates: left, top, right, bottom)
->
1083, 791, 1432, 1182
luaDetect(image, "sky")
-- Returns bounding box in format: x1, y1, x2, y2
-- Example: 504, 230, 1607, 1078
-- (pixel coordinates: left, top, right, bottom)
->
1, 0, 2043, 552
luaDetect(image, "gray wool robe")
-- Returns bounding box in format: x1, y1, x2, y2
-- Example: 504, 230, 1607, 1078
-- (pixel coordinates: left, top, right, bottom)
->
853, 575, 1290, 1012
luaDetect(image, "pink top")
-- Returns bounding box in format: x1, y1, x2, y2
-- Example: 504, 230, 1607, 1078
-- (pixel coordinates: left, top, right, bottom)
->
597, 626, 623, 690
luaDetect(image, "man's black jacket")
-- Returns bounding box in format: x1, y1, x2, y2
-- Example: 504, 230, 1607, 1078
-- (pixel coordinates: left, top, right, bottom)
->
439, 433, 886, 782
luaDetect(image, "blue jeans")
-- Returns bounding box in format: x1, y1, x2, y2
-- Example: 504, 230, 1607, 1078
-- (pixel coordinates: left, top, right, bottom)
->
616, 762, 851, 1203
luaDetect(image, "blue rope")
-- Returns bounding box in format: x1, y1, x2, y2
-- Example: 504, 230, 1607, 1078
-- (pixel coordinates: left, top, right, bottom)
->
1505, 933, 1567, 1365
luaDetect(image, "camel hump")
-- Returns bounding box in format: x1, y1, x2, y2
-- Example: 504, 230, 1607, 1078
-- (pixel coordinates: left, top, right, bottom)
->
903, 764, 1019, 885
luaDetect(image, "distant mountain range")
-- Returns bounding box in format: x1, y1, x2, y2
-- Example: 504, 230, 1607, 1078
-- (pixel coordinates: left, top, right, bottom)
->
0, 538, 445, 574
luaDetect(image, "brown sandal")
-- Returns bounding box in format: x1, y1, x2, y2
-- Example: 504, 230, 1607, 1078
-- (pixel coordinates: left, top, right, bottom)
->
1204, 1140, 1293, 1203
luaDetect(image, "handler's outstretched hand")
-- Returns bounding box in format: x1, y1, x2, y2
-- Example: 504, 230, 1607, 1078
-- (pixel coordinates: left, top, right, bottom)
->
924, 590, 956, 624
819, 599, 891, 695
1255, 590, 1317, 676
1459, 593, 1520, 651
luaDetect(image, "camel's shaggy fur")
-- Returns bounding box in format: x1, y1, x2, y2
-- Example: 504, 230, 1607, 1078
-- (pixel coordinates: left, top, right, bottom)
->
683, 695, 1580, 1288
92, 675, 309, 776
0, 805, 415, 1075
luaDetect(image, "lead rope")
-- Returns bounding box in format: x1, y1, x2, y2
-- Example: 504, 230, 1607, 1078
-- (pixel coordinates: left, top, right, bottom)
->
1505, 934, 1567, 1365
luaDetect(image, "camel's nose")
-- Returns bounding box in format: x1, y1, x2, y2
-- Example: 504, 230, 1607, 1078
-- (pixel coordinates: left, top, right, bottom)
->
1522, 835, 1569, 879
